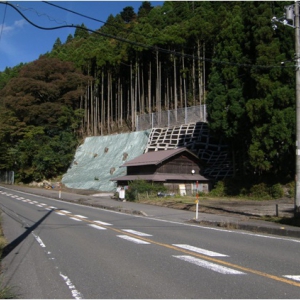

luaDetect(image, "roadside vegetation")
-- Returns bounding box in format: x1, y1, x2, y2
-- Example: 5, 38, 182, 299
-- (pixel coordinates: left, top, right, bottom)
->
0, 217, 16, 299
124, 179, 293, 202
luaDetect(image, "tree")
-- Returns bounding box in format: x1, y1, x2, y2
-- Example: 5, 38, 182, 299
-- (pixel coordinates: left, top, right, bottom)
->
52, 37, 62, 51
120, 6, 136, 23
0, 57, 91, 182
74, 23, 89, 39
138, 1, 153, 18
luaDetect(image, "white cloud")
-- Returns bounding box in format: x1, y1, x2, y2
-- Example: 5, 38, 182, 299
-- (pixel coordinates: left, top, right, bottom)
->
1, 19, 27, 35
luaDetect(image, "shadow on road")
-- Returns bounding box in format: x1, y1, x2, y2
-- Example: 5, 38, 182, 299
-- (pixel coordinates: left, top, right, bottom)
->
1, 210, 53, 259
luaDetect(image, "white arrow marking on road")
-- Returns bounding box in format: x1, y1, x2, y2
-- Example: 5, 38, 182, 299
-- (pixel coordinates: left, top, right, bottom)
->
173, 244, 228, 257
173, 255, 246, 275
117, 235, 150, 244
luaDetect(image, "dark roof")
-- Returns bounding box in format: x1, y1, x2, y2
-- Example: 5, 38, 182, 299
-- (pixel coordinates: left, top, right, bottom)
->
111, 173, 210, 182
122, 148, 199, 167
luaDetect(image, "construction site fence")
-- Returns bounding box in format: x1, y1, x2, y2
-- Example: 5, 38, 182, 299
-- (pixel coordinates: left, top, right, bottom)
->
136, 105, 207, 131
0, 171, 14, 184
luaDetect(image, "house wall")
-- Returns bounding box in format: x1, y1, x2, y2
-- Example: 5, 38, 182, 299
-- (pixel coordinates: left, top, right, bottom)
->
157, 155, 201, 174
127, 165, 156, 175
127, 154, 202, 176
164, 182, 210, 195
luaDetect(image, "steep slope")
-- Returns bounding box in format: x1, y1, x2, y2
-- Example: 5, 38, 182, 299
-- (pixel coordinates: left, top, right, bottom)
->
62, 131, 150, 191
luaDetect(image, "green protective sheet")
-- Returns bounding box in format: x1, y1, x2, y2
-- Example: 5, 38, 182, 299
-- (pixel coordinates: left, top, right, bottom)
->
62, 130, 150, 191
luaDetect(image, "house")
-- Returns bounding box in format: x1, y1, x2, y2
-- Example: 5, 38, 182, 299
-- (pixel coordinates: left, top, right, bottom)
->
111, 148, 212, 195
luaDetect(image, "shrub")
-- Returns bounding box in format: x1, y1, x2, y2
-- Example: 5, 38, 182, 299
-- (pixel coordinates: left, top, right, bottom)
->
126, 180, 167, 201
249, 183, 270, 199
270, 183, 284, 199
285, 181, 295, 199
209, 181, 225, 197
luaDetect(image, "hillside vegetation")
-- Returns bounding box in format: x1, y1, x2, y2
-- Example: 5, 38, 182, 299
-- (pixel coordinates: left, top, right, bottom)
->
0, 1, 296, 192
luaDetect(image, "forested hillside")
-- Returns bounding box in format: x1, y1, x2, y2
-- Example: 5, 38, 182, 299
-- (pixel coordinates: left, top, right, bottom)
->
0, 1, 296, 186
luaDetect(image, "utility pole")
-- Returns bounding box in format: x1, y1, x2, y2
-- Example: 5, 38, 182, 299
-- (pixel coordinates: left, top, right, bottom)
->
272, 2, 300, 217
295, 1, 300, 217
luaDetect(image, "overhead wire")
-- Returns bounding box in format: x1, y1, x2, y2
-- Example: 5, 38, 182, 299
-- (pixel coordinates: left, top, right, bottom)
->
0, 1, 294, 70
0, 1, 7, 43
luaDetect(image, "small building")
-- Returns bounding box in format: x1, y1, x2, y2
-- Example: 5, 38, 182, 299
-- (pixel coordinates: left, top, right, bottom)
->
111, 148, 212, 195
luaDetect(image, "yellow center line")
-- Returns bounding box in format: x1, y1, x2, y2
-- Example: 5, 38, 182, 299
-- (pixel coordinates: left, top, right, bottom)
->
54, 209, 300, 288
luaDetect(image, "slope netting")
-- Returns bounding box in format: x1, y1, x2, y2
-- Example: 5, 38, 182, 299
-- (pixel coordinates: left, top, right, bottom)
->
62, 130, 150, 191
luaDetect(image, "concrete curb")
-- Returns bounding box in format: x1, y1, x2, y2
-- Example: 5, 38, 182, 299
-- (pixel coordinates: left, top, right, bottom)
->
190, 219, 300, 238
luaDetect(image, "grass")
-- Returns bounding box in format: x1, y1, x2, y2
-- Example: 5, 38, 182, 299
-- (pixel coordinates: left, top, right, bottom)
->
0, 217, 18, 299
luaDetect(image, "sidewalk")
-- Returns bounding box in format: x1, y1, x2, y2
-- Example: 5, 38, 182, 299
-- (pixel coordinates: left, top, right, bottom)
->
3, 184, 300, 239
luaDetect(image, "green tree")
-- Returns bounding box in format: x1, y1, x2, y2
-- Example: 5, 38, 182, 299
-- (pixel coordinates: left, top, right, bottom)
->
120, 6, 136, 23
0, 57, 90, 182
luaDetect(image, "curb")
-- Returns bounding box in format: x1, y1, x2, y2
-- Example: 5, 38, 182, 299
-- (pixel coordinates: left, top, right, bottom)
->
190, 219, 300, 238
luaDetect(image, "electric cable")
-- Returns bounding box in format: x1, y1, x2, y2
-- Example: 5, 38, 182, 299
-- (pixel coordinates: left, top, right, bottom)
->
0, 1, 294, 70
0, 1, 7, 43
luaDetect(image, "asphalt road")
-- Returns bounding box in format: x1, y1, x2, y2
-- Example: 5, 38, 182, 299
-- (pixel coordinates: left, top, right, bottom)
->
1, 186, 300, 299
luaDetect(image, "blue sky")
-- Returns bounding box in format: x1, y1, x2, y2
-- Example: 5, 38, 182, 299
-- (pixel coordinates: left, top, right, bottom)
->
0, 1, 164, 72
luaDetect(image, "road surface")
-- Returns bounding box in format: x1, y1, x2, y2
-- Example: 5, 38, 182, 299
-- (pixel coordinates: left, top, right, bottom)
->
0, 185, 300, 298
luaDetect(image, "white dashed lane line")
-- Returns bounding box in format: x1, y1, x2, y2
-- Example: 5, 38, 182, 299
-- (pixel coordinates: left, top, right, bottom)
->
283, 275, 300, 282
122, 229, 152, 237
74, 215, 87, 219
117, 235, 151, 244
93, 220, 112, 226
88, 224, 107, 230
7, 190, 300, 283
55, 212, 66, 216
173, 244, 228, 257
173, 255, 246, 275
69, 217, 82, 222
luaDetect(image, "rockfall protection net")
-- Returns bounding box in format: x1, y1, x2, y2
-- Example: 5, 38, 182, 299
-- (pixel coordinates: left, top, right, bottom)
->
62, 130, 150, 191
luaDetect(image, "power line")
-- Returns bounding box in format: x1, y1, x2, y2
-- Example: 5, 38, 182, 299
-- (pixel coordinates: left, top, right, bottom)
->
0, 1, 293, 70
0, 1, 7, 43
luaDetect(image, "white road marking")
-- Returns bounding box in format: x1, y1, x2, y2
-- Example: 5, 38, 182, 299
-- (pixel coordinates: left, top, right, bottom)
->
173, 255, 246, 275
32, 232, 46, 248
122, 229, 152, 236
88, 224, 106, 230
59, 272, 83, 299
55, 212, 65, 216
60, 210, 71, 214
117, 235, 150, 244
70, 217, 82, 221
22, 200, 29, 202
74, 215, 87, 219
49, 206, 57, 209
17, 197, 25, 200
2, 185, 300, 245
40, 203, 46, 206
173, 244, 228, 257
93, 220, 112, 226
36, 205, 44, 207
283, 275, 300, 282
